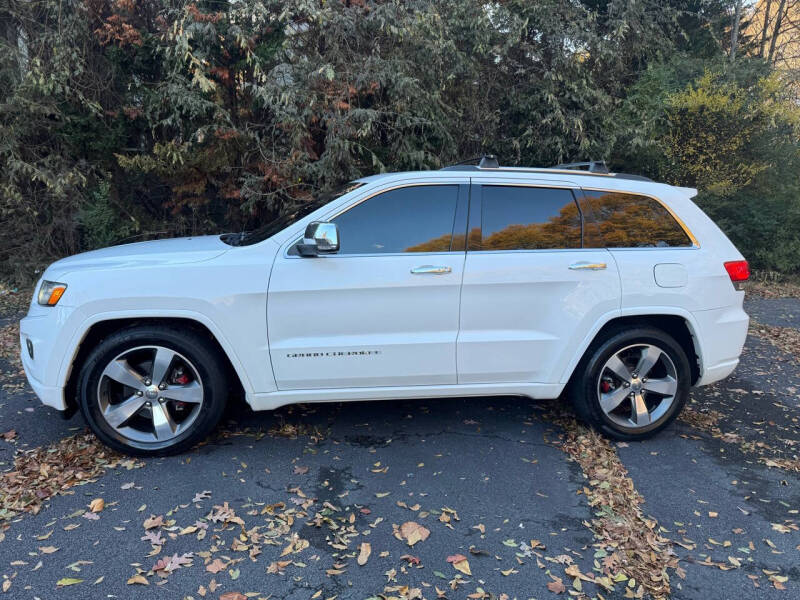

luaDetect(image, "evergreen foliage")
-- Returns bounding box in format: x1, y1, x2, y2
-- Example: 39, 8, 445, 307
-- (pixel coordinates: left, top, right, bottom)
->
1, 1, 798, 280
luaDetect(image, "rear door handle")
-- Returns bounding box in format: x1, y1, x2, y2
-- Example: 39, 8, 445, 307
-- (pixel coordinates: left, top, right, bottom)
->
569, 261, 607, 271
411, 265, 452, 275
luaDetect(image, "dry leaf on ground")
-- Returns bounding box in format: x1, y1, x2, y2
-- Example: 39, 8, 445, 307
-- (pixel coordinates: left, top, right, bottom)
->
397, 521, 430, 546
446, 554, 471, 575
357, 542, 371, 566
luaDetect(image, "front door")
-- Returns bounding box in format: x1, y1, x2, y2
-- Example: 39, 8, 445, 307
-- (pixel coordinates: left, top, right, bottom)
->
457, 181, 621, 384
268, 182, 469, 390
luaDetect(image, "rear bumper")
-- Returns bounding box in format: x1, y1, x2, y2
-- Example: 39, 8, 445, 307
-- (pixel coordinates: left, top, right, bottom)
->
696, 358, 739, 386
692, 304, 749, 386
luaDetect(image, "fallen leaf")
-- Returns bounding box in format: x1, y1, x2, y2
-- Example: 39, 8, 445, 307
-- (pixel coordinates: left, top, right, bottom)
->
126, 574, 148, 586
56, 578, 83, 587
399, 521, 430, 546
446, 554, 471, 575
357, 542, 371, 566
88, 498, 104, 513
267, 560, 292, 574
206, 558, 227, 574
153, 553, 193, 573
192, 490, 211, 503
143, 515, 163, 529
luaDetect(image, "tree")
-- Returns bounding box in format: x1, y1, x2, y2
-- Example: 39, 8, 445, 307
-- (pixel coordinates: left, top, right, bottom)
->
0, 0, 798, 279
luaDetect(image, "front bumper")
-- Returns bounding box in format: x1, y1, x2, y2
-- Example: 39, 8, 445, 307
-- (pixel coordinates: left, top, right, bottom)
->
21, 366, 65, 410
20, 312, 68, 410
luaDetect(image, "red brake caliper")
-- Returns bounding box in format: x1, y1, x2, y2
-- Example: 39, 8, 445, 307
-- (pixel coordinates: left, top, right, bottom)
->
171, 368, 191, 410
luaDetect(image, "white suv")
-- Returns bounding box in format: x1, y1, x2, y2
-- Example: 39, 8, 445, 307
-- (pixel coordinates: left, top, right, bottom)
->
20, 159, 750, 455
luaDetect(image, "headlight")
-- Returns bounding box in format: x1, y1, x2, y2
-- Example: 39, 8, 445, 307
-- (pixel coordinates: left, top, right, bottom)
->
38, 281, 68, 306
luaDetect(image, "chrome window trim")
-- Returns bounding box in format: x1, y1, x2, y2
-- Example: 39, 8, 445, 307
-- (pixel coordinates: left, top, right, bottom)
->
284, 251, 461, 260
467, 248, 609, 255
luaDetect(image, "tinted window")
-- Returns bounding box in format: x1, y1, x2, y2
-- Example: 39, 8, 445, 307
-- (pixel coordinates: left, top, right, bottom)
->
580, 190, 692, 248
478, 186, 581, 250
333, 185, 459, 254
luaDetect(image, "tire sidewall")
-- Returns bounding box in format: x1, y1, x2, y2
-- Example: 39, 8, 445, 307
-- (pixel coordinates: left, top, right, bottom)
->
79, 327, 227, 456
579, 328, 690, 439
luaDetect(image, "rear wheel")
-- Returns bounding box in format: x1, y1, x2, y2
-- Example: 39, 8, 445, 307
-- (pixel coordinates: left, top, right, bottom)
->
568, 327, 690, 440
78, 326, 228, 456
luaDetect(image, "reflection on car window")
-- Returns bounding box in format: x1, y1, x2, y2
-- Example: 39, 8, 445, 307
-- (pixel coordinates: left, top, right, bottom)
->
333, 185, 459, 254
580, 191, 692, 248
478, 186, 581, 250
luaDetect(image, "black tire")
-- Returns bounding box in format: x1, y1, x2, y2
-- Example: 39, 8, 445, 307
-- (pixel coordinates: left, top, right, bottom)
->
567, 326, 690, 441
77, 325, 228, 456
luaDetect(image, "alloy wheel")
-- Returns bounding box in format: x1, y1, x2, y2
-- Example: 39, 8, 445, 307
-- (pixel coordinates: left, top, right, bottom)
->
97, 345, 204, 444
596, 343, 678, 430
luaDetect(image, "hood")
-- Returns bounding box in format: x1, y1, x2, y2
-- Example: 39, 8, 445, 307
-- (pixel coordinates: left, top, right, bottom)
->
45, 235, 230, 278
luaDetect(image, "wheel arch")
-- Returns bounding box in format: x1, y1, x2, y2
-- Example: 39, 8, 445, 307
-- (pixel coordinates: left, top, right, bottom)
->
63, 316, 249, 417
562, 311, 702, 387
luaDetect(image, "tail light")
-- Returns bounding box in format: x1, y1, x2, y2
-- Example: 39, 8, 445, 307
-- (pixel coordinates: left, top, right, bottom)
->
724, 260, 749, 290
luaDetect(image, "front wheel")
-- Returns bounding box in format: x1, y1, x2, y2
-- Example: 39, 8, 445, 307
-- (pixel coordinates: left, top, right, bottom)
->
567, 327, 690, 440
78, 325, 228, 456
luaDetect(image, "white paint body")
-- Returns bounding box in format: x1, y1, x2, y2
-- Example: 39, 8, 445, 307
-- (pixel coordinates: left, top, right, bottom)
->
20, 169, 749, 413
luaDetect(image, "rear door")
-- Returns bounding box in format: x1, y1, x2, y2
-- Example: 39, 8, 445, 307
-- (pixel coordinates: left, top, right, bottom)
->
268, 182, 469, 390
457, 181, 621, 384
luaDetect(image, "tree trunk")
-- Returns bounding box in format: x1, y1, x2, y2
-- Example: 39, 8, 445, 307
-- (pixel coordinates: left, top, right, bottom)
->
768, 0, 788, 63
730, 0, 743, 61
759, 0, 773, 57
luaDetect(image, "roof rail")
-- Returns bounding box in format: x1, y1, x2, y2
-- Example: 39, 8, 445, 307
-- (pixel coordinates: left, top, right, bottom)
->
443, 154, 499, 169
552, 160, 609, 174
441, 156, 653, 182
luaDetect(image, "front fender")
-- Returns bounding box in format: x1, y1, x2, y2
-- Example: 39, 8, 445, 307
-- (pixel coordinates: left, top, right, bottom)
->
57, 308, 257, 398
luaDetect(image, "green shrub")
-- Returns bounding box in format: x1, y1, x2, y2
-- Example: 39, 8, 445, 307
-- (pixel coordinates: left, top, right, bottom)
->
76, 182, 136, 251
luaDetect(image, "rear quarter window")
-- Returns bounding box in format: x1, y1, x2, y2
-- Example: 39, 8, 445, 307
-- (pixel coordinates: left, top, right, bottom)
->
579, 190, 692, 248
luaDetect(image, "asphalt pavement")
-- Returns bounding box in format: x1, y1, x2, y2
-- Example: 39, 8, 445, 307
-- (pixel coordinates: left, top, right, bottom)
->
0, 295, 798, 600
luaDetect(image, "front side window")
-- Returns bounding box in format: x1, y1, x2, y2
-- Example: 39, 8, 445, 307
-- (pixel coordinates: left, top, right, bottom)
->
476, 185, 581, 250
580, 190, 692, 248
332, 185, 460, 254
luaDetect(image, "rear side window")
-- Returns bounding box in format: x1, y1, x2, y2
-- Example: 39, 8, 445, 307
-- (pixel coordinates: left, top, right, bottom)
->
477, 186, 581, 250
580, 190, 692, 248
333, 185, 459, 254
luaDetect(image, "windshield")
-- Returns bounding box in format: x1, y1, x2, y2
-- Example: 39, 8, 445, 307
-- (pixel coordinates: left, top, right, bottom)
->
228, 182, 365, 247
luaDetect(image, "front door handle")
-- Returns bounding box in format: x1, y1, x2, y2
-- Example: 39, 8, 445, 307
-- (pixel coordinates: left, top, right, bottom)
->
411, 265, 452, 275
569, 261, 607, 271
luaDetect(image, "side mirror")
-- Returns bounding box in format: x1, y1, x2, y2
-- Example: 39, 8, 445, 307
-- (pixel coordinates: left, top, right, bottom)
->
297, 221, 340, 256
